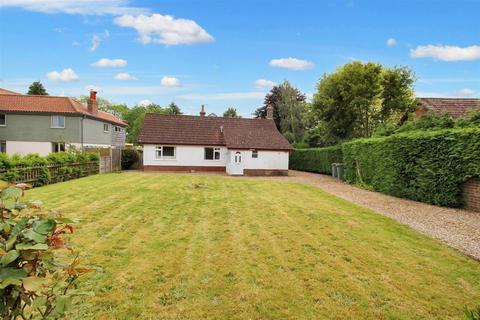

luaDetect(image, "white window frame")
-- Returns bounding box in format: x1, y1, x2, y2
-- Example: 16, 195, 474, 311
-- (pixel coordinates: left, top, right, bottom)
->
51, 142, 65, 153
155, 146, 176, 160
103, 123, 110, 133
0, 114, 6, 127
51, 115, 65, 129
204, 147, 221, 161
252, 150, 258, 158
115, 126, 122, 132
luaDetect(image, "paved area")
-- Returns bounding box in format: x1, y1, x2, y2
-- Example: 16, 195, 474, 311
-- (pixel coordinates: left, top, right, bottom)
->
264, 170, 480, 260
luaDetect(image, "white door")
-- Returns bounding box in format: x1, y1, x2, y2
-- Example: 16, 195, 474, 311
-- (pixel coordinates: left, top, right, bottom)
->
230, 151, 244, 175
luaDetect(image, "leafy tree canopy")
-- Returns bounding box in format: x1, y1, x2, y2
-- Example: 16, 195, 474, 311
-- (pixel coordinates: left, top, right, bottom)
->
165, 102, 183, 115
223, 107, 241, 118
309, 61, 416, 145
27, 81, 48, 95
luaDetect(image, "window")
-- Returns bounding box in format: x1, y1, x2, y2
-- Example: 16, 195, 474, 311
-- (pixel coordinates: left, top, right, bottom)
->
114, 126, 122, 132
204, 147, 220, 160
0, 114, 6, 126
155, 146, 175, 159
104, 123, 110, 132
51, 115, 65, 128
0, 141, 6, 153
52, 142, 65, 153
252, 150, 258, 158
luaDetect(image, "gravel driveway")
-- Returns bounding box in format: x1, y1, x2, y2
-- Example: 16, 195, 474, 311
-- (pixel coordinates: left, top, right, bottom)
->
267, 170, 480, 261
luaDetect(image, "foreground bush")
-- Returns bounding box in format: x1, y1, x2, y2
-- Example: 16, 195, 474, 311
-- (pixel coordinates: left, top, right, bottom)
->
0, 181, 89, 319
289, 145, 343, 175
343, 128, 480, 207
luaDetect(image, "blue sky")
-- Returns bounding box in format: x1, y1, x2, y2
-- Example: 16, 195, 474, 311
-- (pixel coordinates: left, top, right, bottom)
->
0, 0, 479, 117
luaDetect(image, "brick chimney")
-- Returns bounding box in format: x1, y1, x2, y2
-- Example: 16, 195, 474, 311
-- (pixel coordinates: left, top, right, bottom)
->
200, 104, 206, 117
266, 104, 274, 120
87, 90, 98, 115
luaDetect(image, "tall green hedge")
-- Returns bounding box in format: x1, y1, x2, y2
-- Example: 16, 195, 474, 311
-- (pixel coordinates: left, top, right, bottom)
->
289, 145, 343, 174
342, 128, 480, 207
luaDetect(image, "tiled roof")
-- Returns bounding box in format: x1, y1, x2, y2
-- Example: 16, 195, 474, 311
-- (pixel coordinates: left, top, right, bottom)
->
0, 88, 20, 95
419, 98, 480, 118
0, 93, 126, 126
139, 113, 293, 151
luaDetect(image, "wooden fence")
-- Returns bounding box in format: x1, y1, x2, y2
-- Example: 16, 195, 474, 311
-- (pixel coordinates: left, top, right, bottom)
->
0, 161, 99, 186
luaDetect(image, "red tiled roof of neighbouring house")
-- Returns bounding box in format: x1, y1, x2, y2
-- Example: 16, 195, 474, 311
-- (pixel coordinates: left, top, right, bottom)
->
139, 113, 293, 151
418, 98, 480, 118
0, 93, 126, 126
0, 88, 21, 95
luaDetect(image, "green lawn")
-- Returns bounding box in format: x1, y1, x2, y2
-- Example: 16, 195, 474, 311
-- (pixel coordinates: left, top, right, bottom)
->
28, 172, 480, 320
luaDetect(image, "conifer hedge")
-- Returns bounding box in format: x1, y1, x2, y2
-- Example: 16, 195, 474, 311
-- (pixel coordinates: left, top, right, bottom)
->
289, 145, 343, 175
342, 128, 480, 207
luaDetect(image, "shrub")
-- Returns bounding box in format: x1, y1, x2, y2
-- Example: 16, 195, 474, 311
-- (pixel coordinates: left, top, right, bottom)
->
121, 149, 140, 170
0, 181, 89, 319
289, 145, 343, 175
342, 128, 480, 207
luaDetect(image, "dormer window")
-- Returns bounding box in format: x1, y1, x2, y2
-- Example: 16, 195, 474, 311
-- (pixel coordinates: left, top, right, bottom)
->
0, 114, 6, 126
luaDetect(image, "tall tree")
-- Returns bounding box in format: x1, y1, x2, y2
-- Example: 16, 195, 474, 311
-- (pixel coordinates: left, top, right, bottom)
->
223, 107, 241, 118
27, 81, 48, 95
164, 102, 183, 115
255, 81, 306, 143
309, 62, 416, 145
125, 103, 165, 144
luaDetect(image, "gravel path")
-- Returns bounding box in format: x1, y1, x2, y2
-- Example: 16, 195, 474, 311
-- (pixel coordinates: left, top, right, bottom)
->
265, 170, 480, 261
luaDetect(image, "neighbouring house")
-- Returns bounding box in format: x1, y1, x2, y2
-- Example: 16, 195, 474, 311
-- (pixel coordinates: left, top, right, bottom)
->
0, 89, 126, 156
139, 105, 293, 176
416, 97, 480, 118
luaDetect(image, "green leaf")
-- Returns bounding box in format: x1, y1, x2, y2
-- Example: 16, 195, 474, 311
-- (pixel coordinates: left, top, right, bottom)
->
32, 296, 47, 309
53, 296, 72, 315
22, 276, 45, 292
0, 250, 19, 266
1, 186, 22, 200
33, 219, 55, 235
23, 229, 47, 243
16, 243, 48, 250
0, 267, 26, 282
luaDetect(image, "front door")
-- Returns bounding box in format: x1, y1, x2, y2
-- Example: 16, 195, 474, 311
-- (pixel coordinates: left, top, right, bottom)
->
230, 151, 244, 175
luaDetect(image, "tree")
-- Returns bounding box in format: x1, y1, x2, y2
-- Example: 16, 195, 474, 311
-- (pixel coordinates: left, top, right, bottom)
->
165, 102, 183, 115
255, 81, 307, 143
309, 62, 416, 145
125, 103, 165, 144
76, 95, 112, 111
27, 81, 48, 95
223, 107, 241, 118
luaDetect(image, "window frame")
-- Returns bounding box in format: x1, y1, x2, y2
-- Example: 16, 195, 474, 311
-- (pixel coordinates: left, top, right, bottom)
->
155, 146, 176, 160
252, 150, 258, 158
103, 123, 110, 133
114, 126, 122, 132
0, 141, 6, 153
204, 147, 221, 161
0, 114, 6, 127
51, 115, 65, 129
51, 142, 66, 153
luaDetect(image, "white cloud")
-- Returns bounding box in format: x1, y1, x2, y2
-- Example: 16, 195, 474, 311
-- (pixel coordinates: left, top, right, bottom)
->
161, 76, 181, 87
138, 99, 153, 106
455, 88, 475, 96
114, 72, 136, 80
90, 29, 109, 52
410, 45, 480, 61
92, 58, 127, 68
114, 14, 214, 46
46, 68, 79, 82
269, 57, 314, 70
386, 38, 397, 47
254, 79, 277, 89
177, 92, 266, 100
0, 0, 146, 15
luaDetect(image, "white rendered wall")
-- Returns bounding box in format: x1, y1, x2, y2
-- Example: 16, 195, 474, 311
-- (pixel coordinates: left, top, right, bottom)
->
143, 145, 228, 167
238, 150, 289, 170
6, 141, 52, 156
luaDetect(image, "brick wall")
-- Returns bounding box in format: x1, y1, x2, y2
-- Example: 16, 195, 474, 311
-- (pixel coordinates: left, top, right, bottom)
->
463, 178, 480, 212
